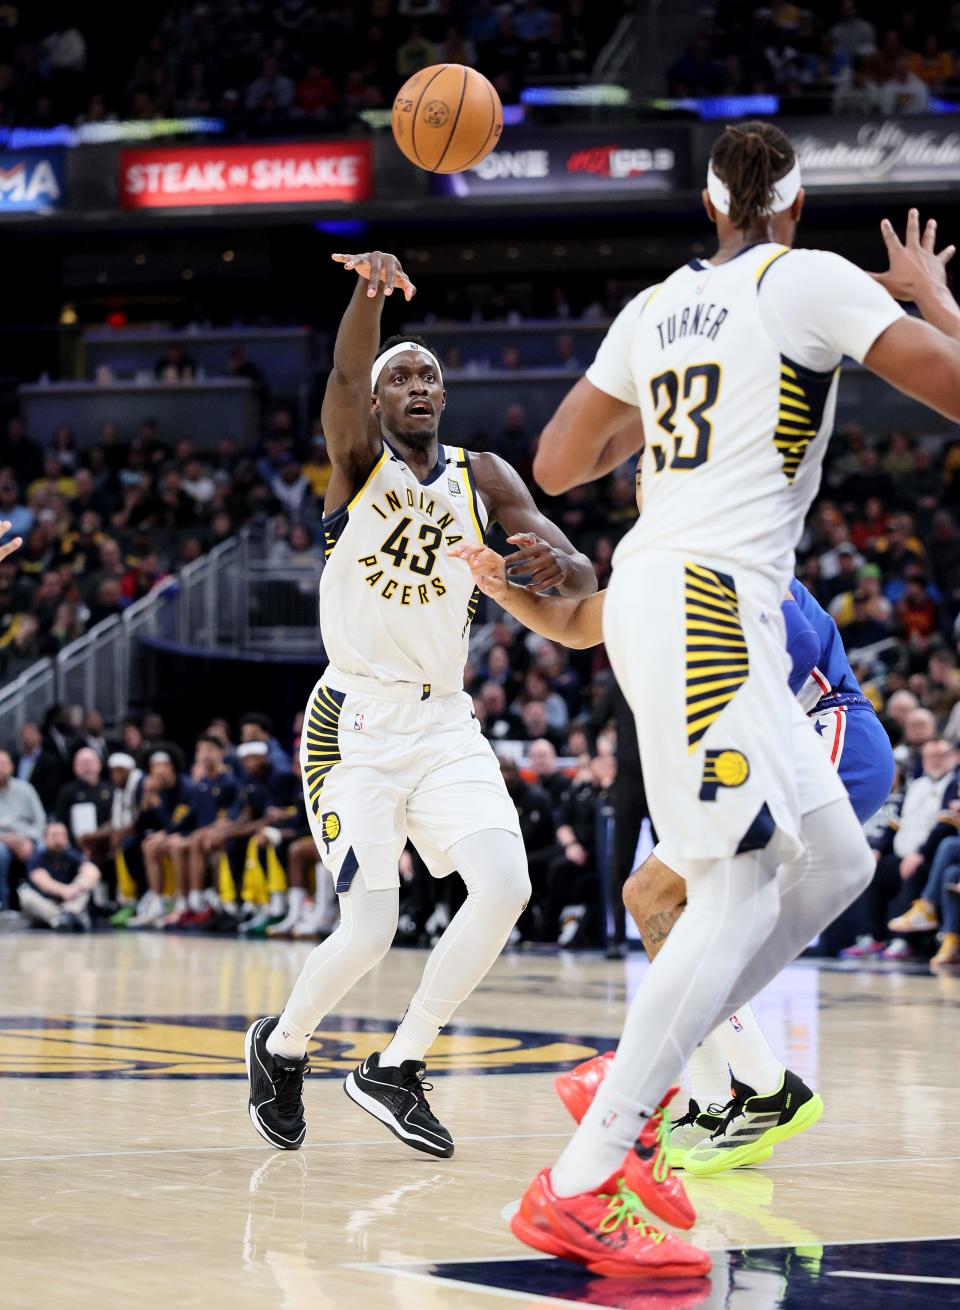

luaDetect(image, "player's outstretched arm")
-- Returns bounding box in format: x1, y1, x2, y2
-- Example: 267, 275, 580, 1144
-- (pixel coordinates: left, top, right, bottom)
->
448, 542, 605, 649
470, 452, 597, 598
870, 209, 960, 340
320, 251, 416, 478
533, 380, 644, 495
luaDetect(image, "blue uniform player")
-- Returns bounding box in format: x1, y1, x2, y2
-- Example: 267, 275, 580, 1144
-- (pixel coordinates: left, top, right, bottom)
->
783, 578, 895, 824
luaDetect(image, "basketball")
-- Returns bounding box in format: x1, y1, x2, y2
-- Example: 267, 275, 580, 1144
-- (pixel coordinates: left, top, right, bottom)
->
392, 64, 502, 174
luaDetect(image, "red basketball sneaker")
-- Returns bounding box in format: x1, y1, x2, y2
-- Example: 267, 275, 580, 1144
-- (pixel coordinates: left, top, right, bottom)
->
555, 1051, 615, 1123
623, 1087, 696, 1230
510, 1168, 711, 1278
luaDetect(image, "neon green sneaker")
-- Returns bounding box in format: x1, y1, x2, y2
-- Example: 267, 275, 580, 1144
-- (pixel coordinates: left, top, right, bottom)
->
109, 904, 137, 928
683, 1070, 823, 1175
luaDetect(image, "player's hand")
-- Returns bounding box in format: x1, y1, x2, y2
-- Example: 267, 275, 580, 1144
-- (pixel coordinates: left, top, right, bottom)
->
565, 841, 589, 866
447, 542, 509, 601
505, 533, 570, 594
0, 522, 22, 563
331, 251, 416, 301
870, 209, 955, 301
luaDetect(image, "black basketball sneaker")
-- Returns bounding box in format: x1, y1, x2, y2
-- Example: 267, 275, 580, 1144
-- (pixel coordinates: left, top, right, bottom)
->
344, 1052, 454, 1157
683, 1070, 823, 1175
244, 1016, 309, 1150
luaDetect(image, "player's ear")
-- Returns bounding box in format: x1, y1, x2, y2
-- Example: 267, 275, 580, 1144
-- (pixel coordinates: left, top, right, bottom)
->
371, 389, 380, 414
701, 188, 717, 224
440, 388, 447, 411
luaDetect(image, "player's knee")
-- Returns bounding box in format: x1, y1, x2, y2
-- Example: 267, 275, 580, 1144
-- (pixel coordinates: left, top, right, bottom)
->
482, 854, 531, 919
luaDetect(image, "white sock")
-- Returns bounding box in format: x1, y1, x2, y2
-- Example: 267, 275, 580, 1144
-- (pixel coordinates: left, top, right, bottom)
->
710, 1003, 785, 1096
287, 886, 306, 917
268, 892, 286, 915
380, 1004, 443, 1068
685, 1031, 731, 1108
266, 1020, 312, 1061
551, 1087, 653, 1197
188, 889, 204, 912
173, 895, 187, 913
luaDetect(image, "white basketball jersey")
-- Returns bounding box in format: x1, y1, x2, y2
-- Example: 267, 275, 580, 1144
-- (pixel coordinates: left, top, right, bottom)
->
587, 243, 903, 589
319, 441, 486, 694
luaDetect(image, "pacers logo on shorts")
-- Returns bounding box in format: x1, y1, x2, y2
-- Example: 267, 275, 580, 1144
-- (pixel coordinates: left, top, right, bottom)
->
320, 811, 341, 852
699, 749, 750, 800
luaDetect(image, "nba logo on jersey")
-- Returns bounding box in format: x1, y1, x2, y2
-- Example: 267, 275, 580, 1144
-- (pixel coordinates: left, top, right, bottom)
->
353, 712, 365, 733
729, 1013, 744, 1033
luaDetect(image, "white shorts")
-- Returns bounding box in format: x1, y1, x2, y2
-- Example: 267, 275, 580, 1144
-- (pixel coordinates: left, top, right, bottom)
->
605, 551, 844, 865
654, 699, 846, 872
300, 667, 521, 893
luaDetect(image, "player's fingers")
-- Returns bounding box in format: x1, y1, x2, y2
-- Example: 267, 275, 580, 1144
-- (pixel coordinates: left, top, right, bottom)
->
366, 255, 383, 296
506, 532, 539, 546
940, 244, 957, 266
906, 207, 921, 249
922, 218, 938, 252
383, 261, 398, 296
879, 218, 903, 254
504, 550, 541, 572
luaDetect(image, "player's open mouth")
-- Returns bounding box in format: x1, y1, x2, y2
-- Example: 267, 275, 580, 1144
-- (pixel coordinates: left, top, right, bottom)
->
406, 402, 433, 417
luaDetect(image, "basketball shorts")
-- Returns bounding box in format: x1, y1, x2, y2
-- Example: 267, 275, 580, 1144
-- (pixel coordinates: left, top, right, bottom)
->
605, 550, 845, 865
810, 696, 895, 824
300, 666, 521, 893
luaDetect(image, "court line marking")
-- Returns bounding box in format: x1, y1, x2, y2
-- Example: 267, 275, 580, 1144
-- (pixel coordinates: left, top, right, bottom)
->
0, 1130, 573, 1165
829, 1272, 960, 1285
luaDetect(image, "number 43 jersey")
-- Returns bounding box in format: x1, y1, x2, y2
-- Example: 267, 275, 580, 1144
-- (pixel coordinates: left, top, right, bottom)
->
587, 243, 903, 588
319, 441, 487, 694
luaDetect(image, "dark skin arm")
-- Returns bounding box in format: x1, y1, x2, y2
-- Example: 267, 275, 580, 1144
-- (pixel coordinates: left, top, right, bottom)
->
471, 451, 597, 599
533, 379, 644, 496
320, 251, 416, 513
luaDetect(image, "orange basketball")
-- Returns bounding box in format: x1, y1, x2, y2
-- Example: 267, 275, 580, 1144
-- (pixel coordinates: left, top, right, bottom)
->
392, 64, 503, 174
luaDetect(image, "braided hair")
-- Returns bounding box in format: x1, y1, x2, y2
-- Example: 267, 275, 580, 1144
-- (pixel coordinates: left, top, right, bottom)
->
710, 121, 796, 231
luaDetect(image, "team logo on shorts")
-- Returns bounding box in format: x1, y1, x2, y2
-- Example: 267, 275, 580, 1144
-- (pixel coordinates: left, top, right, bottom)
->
699, 749, 750, 800
320, 811, 341, 851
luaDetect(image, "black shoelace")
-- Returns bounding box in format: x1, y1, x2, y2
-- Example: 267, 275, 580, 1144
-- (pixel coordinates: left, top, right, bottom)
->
400, 1065, 436, 1113
274, 1058, 309, 1119
710, 1093, 746, 1141
673, 1099, 702, 1129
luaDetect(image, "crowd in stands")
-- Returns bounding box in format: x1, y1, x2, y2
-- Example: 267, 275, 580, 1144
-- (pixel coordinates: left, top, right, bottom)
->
669, 1, 960, 110
0, 698, 618, 951
0, 2, 625, 132
0, 407, 336, 679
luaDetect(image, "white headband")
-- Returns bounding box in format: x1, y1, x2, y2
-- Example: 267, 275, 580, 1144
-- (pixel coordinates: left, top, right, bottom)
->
237, 740, 268, 759
706, 158, 801, 217
108, 752, 136, 770
370, 341, 442, 391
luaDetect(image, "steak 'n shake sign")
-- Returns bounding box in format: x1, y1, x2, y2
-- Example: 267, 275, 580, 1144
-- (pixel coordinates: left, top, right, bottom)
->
119, 141, 373, 208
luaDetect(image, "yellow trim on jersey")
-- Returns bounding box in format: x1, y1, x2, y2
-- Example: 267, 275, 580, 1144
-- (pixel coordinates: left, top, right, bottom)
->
684, 562, 749, 753
459, 446, 486, 543
347, 447, 389, 511
755, 245, 790, 284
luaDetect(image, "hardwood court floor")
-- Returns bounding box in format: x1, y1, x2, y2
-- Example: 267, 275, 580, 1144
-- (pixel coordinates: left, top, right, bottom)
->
2, 933, 959, 1309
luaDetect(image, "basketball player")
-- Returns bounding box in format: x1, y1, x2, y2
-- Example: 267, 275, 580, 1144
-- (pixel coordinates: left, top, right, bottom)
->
490, 122, 960, 1275
453, 523, 894, 1167
245, 249, 596, 1157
